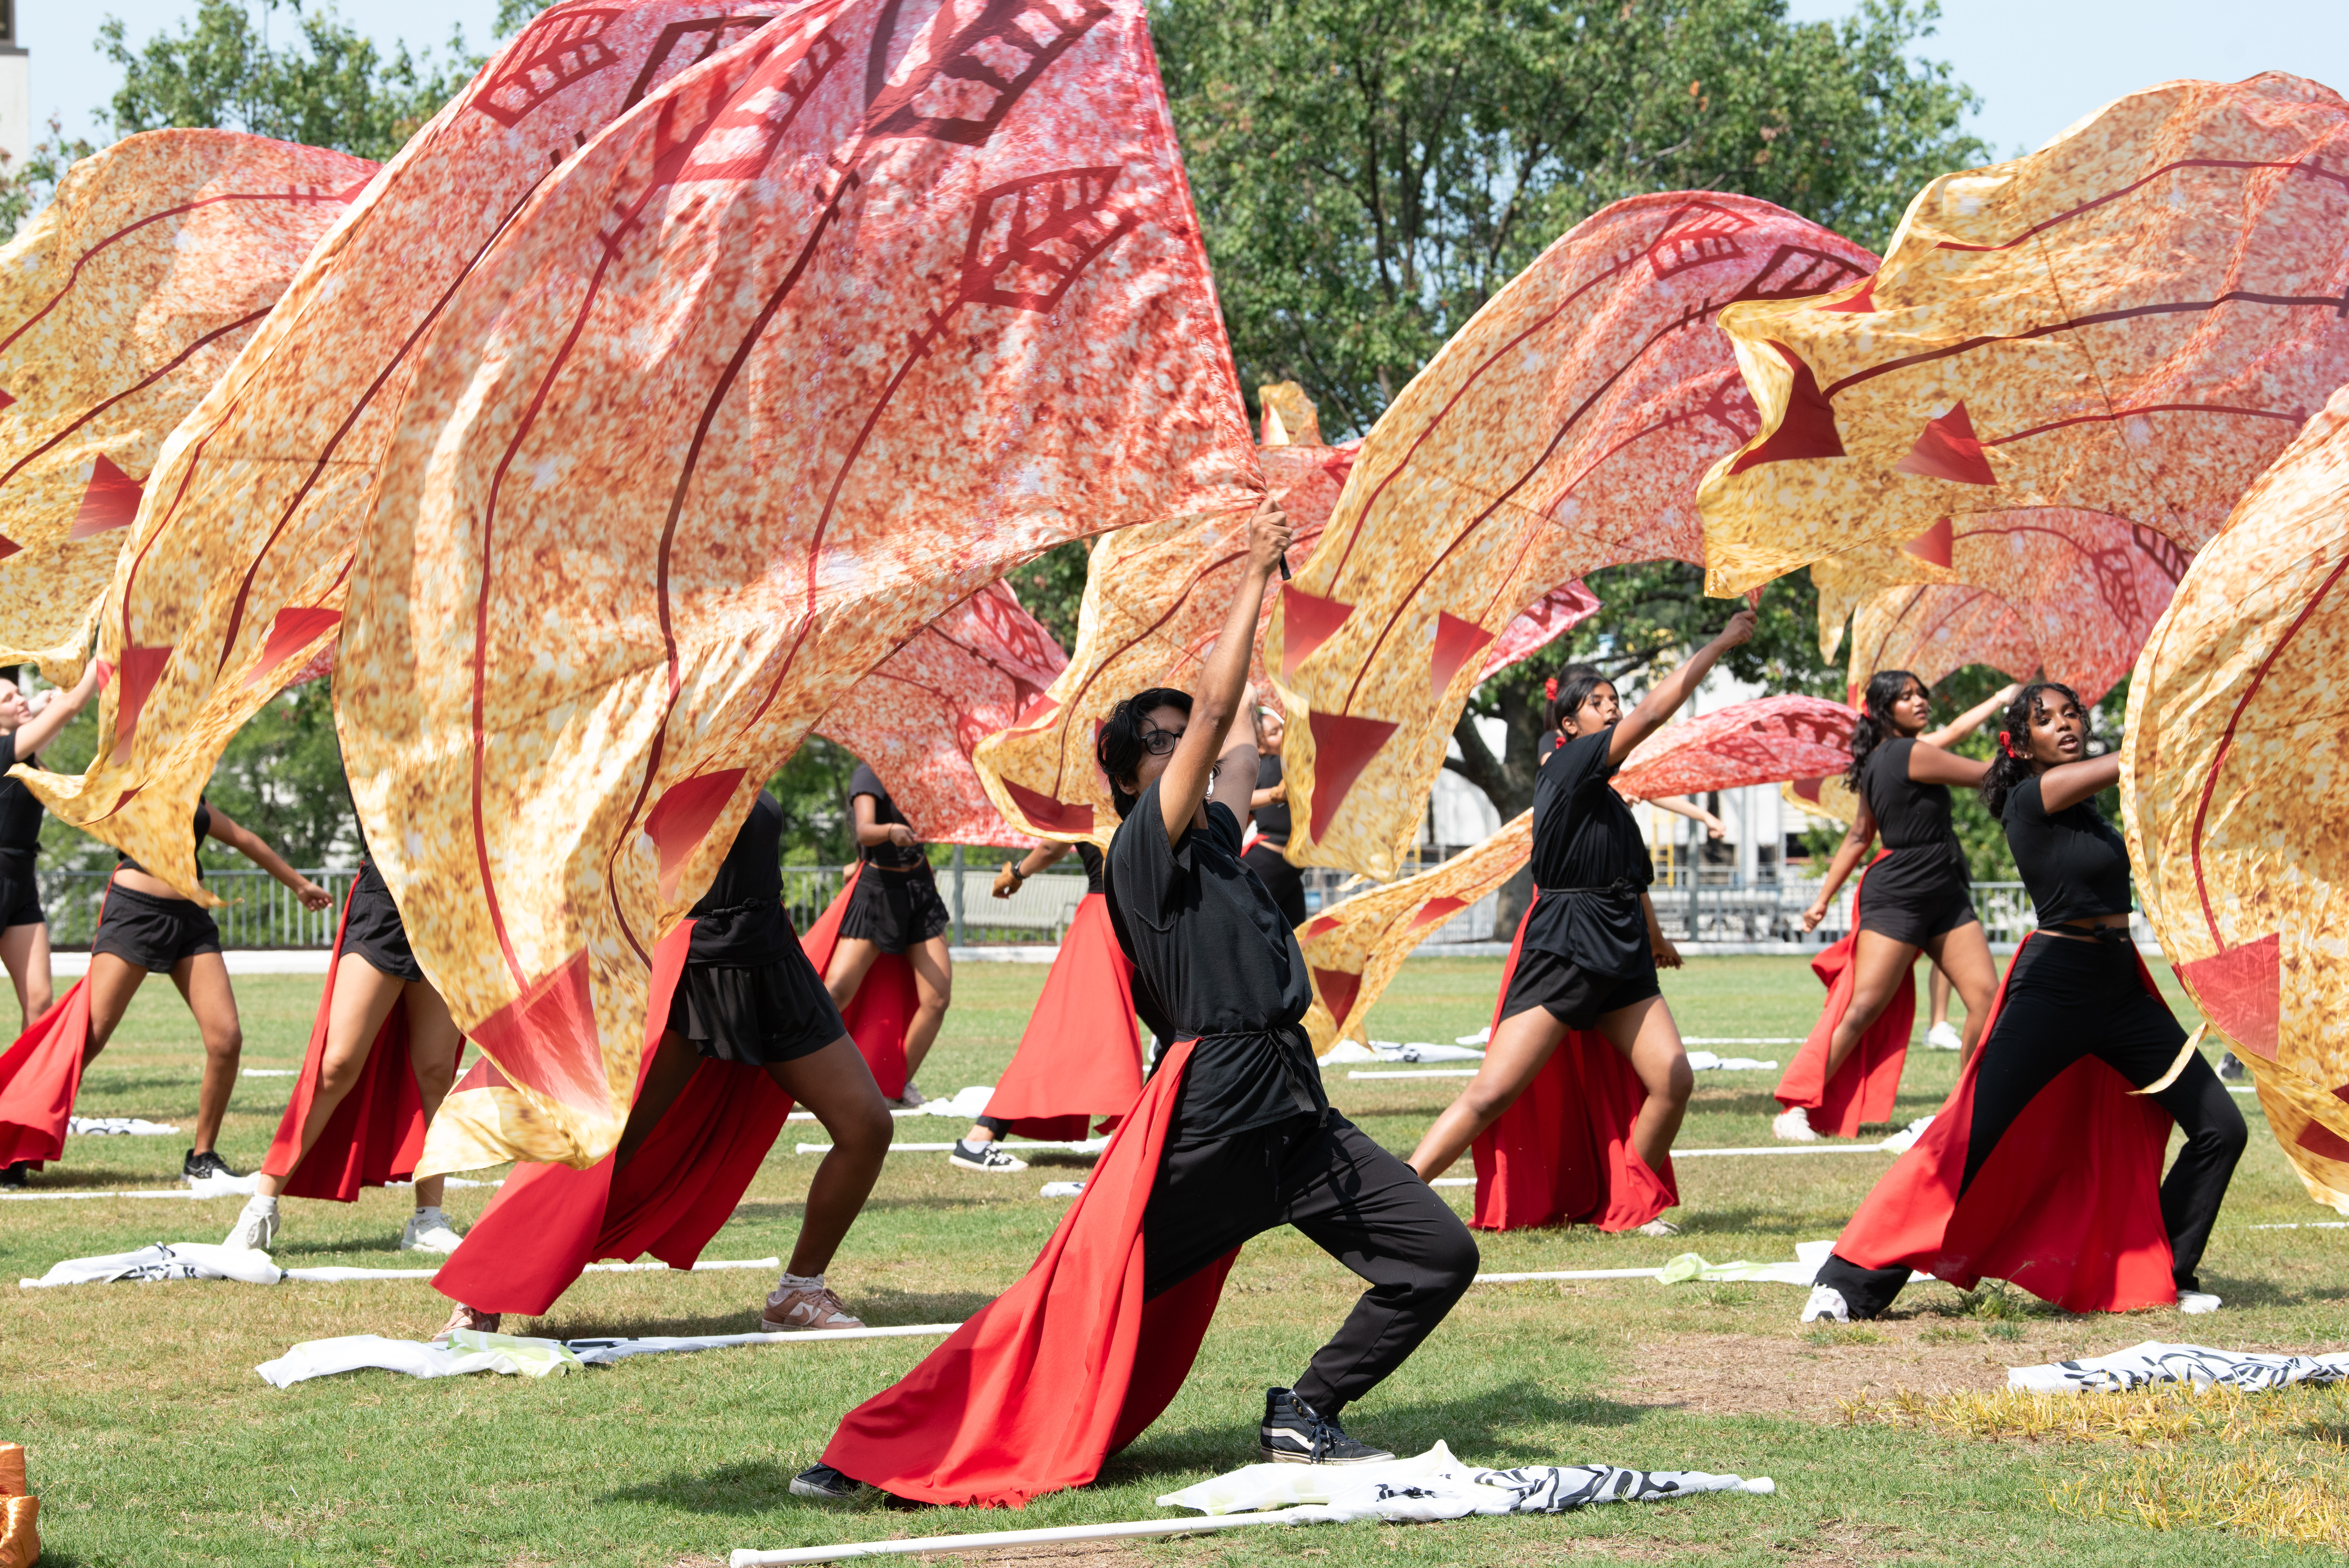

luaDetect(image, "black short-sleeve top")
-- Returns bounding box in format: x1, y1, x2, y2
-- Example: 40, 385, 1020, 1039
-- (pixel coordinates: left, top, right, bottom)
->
685, 792, 795, 965
1860, 739, 1966, 862
1252, 753, 1292, 844
849, 763, 926, 871
1522, 727, 1654, 976
120, 801, 213, 882
2003, 775, 2132, 928
1075, 841, 1105, 896
0, 732, 41, 857
1105, 779, 1324, 1141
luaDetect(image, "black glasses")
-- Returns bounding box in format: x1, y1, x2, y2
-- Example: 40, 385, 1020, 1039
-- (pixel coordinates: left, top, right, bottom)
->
1138, 725, 1184, 755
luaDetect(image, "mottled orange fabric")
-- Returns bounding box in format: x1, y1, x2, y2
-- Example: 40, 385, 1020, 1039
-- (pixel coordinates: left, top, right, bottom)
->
2125, 384, 2349, 1212
816, 583, 1065, 848
1700, 74, 2349, 601
335, 0, 1252, 1171
24, 2, 791, 897
1297, 813, 1532, 1052
0, 130, 371, 679
1611, 695, 1857, 802
1269, 193, 1873, 877
1842, 583, 2042, 704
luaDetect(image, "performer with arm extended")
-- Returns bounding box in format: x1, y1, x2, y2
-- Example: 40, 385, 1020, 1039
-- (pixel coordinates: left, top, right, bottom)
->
822, 764, 952, 1107
1802, 682, 2246, 1321
0, 661, 103, 1031
1404, 611, 1755, 1232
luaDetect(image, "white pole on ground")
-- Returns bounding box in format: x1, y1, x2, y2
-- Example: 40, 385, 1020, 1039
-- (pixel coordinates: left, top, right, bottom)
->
732, 1511, 1310, 1565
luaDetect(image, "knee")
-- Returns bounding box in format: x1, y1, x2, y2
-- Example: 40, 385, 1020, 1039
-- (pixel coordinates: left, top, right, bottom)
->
207, 1025, 244, 1060
24, 983, 50, 1018
1658, 1055, 1695, 1108
410, 1057, 457, 1101
921, 981, 952, 1016
839, 1091, 895, 1157
2204, 1098, 2250, 1159
1422, 1218, 1482, 1305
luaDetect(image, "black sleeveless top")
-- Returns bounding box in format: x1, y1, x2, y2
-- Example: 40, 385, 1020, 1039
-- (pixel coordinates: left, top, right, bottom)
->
1075, 841, 1105, 896
849, 763, 926, 871
685, 792, 791, 965
2003, 776, 2131, 928
0, 732, 41, 857
120, 802, 212, 882
1857, 738, 1968, 901
1252, 754, 1292, 845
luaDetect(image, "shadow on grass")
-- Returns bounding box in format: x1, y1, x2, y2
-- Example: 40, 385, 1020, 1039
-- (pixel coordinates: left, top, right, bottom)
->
602, 1458, 809, 1515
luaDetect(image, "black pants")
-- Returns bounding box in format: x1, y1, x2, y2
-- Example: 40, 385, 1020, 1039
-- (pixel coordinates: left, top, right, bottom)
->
1820, 936, 2246, 1318
1243, 841, 1308, 929
1142, 1111, 1478, 1418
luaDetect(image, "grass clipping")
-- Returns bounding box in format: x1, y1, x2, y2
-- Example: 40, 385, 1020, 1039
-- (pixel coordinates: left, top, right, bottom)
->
1843, 1382, 2349, 1548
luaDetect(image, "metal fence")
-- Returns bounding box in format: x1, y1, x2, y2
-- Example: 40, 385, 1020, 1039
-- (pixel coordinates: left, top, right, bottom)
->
39, 868, 361, 950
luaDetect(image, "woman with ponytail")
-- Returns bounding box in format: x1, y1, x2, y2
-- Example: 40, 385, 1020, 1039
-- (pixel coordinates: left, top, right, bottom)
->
1772, 672, 2017, 1141
1802, 682, 2245, 1321
1407, 606, 1757, 1237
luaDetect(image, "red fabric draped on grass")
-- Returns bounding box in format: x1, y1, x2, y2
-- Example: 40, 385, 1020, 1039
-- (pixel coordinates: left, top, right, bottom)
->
0, 982, 93, 1170
1469, 898, 1676, 1233
1773, 853, 1914, 1137
1831, 934, 2179, 1312
433, 922, 799, 1317
979, 892, 1141, 1140
258, 893, 437, 1200
823, 1040, 1234, 1507
797, 862, 918, 1102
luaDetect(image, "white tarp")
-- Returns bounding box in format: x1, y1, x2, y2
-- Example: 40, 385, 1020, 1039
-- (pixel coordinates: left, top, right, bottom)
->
256, 1322, 962, 1387
2009, 1342, 2349, 1395
1157, 1441, 1772, 1520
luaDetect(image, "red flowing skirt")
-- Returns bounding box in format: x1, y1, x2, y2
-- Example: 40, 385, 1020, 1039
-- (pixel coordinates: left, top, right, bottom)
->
1773, 853, 1914, 1135
0, 982, 93, 1169
980, 892, 1142, 1140
799, 862, 916, 1099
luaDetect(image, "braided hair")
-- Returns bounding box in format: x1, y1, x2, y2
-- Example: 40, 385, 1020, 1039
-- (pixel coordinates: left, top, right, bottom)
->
1978, 680, 2087, 818
1843, 669, 1924, 790
1543, 664, 1613, 739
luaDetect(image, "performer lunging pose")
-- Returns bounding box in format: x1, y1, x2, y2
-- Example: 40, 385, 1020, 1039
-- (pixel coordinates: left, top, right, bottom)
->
950, 840, 1141, 1172
809, 500, 1477, 1506
820, 763, 952, 1107
1405, 611, 1755, 1235
0, 662, 102, 1032
431, 791, 892, 1340
1773, 674, 2017, 1141
1802, 682, 2246, 1321
224, 825, 468, 1254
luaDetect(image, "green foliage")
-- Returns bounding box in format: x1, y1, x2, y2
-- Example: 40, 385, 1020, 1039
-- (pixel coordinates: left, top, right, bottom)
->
98, 0, 479, 162
0, 117, 100, 242
766, 735, 861, 864
1002, 539, 1091, 655
1154, 0, 1988, 437
495, 0, 563, 36
205, 677, 354, 868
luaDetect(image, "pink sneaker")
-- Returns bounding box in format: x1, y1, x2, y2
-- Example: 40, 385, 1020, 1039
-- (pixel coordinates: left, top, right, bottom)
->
761, 1282, 864, 1332
432, 1303, 503, 1343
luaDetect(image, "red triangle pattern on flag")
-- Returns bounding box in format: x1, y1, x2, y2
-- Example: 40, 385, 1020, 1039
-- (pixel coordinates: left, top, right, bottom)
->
0, 536, 18, 562
1281, 589, 1356, 680
70, 454, 145, 540
106, 645, 174, 765
242, 606, 344, 690
1903, 517, 1953, 569
1305, 711, 1399, 841
1408, 896, 1472, 932
2175, 934, 2279, 1060
642, 768, 747, 899
1726, 344, 1845, 474
1428, 611, 1496, 700
1893, 401, 1998, 486
1002, 776, 1093, 837
1312, 966, 1363, 1030
1817, 280, 1876, 314
468, 947, 609, 1116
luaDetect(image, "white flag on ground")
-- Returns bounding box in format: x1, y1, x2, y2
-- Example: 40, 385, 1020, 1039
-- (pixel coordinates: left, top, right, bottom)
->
2009, 1342, 2349, 1395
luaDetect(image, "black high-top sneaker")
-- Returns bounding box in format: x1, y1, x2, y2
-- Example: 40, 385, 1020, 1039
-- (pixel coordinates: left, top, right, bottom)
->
790, 1463, 864, 1501
1257, 1387, 1393, 1465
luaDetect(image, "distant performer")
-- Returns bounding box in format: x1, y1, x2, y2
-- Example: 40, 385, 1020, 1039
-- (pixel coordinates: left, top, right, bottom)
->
819, 762, 953, 1108
0, 660, 102, 1034
1241, 703, 1306, 928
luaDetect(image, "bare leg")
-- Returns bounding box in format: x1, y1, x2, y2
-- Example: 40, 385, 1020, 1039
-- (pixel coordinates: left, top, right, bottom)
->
822, 937, 880, 1011
1594, 994, 1693, 1177
612, 1031, 704, 1169
254, 953, 405, 1199
1821, 932, 1923, 1080
171, 954, 242, 1155
404, 981, 463, 1211
1923, 921, 2000, 1066
82, 952, 151, 1060
1408, 1003, 1569, 1180
0, 922, 53, 1031
902, 936, 953, 1081
765, 1036, 891, 1276
1928, 964, 1952, 1030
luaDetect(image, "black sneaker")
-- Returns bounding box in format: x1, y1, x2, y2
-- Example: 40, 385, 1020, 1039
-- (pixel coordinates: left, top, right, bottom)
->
790, 1463, 863, 1501
947, 1138, 1028, 1173
0, 1162, 27, 1188
2219, 1052, 2246, 1083
182, 1149, 244, 1184
1258, 1388, 1393, 1465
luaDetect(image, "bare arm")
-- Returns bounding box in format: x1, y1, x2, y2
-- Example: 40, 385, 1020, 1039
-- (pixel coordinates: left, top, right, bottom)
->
1609, 606, 1759, 765
1921, 682, 2021, 750
1249, 777, 1287, 809
1907, 742, 1993, 788
6, 659, 104, 759
1801, 800, 1878, 930
206, 806, 331, 910
992, 841, 1070, 898
1642, 893, 1682, 969
1647, 794, 1726, 839
853, 794, 919, 851
1158, 500, 1292, 842
2037, 751, 2121, 814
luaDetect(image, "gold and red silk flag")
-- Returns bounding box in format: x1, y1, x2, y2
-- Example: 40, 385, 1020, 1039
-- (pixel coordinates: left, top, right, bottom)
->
337, 0, 1254, 1172
1609, 695, 1857, 803
1698, 74, 2349, 602
974, 390, 1355, 846
23, 1, 790, 897
1841, 581, 2040, 705
1267, 193, 1875, 878
2124, 384, 2349, 1212
815, 582, 1066, 848
1781, 771, 1861, 827
1299, 813, 1532, 1052
0, 130, 372, 679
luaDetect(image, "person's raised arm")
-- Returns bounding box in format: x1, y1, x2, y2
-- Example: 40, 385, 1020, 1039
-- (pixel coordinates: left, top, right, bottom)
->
1907, 744, 1993, 788
992, 841, 1070, 898
1921, 682, 2023, 751
1609, 606, 1759, 765
854, 793, 918, 852
207, 806, 332, 910
1647, 794, 1726, 840
1158, 500, 1292, 842
2036, 751, 2121, 814
1800, 800, 1878, 932
7, 659, 104, 759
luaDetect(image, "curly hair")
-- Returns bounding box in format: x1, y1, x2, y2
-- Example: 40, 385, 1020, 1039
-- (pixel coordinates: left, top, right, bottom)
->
1543, 664, 1615, 737
1096, 687, 1193, 820
1978, 680, 2087, 818
1843, 669, 1925, 790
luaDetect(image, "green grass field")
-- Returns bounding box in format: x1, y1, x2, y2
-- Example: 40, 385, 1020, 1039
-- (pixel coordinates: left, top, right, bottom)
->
9, 955, 2349, 1567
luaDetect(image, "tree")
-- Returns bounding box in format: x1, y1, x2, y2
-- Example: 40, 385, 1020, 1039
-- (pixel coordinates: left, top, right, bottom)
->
1155, 0, 1988, 438
99, 0, 478, 162
0, 118, 100, 241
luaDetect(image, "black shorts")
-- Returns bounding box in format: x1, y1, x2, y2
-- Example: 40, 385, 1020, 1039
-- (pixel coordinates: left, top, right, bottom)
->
666, 940, 846, 1066
91, 883, 223, 973
1855, 882, 1978, 947
838, 862, 951, 953
1499, 948, 1661, 1030
341, 862, 425, 984
0, 852, 41, 929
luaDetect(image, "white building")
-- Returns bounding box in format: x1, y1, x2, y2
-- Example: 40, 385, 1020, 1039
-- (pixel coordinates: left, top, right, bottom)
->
0, 2, 26, 173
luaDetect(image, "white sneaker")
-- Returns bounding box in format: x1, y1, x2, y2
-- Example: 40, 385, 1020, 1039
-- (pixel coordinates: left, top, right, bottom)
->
1925, 1022, 1963, 1051
2178, 1290, 2222, 1315
1636, 1219, 1682, 1238
400, 1207, 465, 1254
223, 1194, 280, 1252
893, 1080, 927, 1109
1800, 1284, 1850, 1323
1772, 1106, 1820, 1142
763, 1279, 864, 1332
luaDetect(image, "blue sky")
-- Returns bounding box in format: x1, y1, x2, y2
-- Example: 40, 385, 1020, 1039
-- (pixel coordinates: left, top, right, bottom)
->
21, 0, 2349, 163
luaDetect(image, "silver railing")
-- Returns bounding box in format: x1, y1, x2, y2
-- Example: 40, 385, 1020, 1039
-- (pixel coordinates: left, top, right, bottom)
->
38, 868, 361, 950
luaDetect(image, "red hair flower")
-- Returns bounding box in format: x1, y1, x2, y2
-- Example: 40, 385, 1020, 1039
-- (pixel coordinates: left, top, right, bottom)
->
1545, 676, 1559, 702
1998, 729, 2015, 757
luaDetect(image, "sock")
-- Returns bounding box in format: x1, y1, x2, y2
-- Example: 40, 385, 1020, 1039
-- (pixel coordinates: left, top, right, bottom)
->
244, 1194, 278, 1215
776, 1270, 825, 1293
